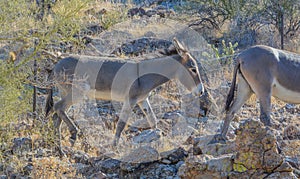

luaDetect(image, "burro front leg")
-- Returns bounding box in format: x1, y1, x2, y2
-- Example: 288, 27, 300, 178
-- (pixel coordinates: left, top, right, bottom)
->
113, 100, 134, 146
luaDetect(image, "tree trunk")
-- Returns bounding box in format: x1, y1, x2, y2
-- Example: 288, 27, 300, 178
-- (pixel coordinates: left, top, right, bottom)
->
280, 12, 284, 49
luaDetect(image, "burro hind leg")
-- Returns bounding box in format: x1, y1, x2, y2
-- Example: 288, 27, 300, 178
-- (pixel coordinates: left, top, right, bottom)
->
257, 91, 272, 126
54, 93, 80, 147
245, 73, 273, 126
52, 113, 65, 156
211, 74, 253, 143
113, 100, 135, 146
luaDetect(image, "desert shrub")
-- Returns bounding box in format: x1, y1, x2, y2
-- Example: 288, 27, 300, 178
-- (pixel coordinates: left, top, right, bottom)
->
211, 40, 238, 65
0, 61, 32, 154
0, 0, 97, 176
100, 8, 128, 30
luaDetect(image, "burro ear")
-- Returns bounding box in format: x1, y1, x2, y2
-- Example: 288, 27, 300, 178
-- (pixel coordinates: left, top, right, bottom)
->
173, 37, 187, 56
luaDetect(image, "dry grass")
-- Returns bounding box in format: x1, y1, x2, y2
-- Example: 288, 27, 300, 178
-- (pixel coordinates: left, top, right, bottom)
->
112, 17, 187, 39
32, 157, 78, 178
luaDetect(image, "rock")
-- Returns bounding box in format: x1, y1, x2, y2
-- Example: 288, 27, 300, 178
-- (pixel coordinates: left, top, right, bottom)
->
161, 159, 172, 164
234, 119, 283, 172
162, 111, 182, 121
89, 171, 107, 179
281, 140, 300, 160
294, 169, 300, 178
112, 37, 172, 56
23, 163, 33, 176
12, 137, 32, 155
263, 148, 283, 172
72, 163, 91, 177
130, 119, 156, 130
160, 147, 187, 164
160, 112, 198, 139
94, 158, 121, 174
229, 170, 267, 179
284, 156, 300, 169
35, 148, 52, 158
82, 24, 104, 36
72, 150, 90, 164
133, 129, 161, 144
178, 118, 296, 178
199, 120, 225, 137
155, 164, 178, 178
178, 154, 233, 179
144, 8, 175, 18
127, 7, 146, 17
274, 161, 294, 172
0, 175, 7, 179
207, 154, 233, 173
283, 125, 300, 140
145, 10, 157, 17
248, 169, 269, 178
193, 135, 235, 156
265, 171, 297, 179
171, 115, 196, 137
8, 174, 21, 179
176, 161, 184, 169
120, 161, 142, 172
4, 164, 15, 177
120, 146, 159, 172
181, 94, 204, 118
86, 30, 133, 54
138, 163, 179, 179
144, 31, 156, 37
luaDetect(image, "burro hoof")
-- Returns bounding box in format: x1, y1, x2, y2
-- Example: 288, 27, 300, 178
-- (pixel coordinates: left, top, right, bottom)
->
57, 147, 67, 158
208, 134, 227, 144
77, 130, 84, 138
69, 138, 76, 147
69, 130, 79, 147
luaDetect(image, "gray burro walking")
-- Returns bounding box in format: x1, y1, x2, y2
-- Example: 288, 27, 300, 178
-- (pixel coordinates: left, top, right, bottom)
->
45, 38, 204, 155
212, 45, 300, 143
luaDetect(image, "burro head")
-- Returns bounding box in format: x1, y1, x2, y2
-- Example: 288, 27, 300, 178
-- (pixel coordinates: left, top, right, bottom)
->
173, 37, 204, 96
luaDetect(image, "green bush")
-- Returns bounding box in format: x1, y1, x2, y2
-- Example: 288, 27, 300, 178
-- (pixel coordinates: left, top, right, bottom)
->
101, 9, 128, 30
0, 0, 92, 169
0, 61, 32, 158
211, 40, 238, 65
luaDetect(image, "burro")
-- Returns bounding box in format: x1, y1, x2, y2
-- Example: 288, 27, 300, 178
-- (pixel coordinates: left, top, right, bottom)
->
212, 45, 300, 143
45, 38, 204, 155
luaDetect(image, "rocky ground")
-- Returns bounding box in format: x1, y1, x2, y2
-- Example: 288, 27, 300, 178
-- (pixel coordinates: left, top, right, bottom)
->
2, 103, 299, 178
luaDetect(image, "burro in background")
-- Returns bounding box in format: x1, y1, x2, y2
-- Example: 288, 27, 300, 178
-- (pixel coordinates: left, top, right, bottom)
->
213, 45, 300, 143
45, 38, 204, 155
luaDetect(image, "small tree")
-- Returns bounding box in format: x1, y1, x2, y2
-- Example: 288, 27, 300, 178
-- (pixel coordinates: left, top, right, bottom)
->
261, 0, 300, 49
180, 0, 300, 49
0, 0, 91, 164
